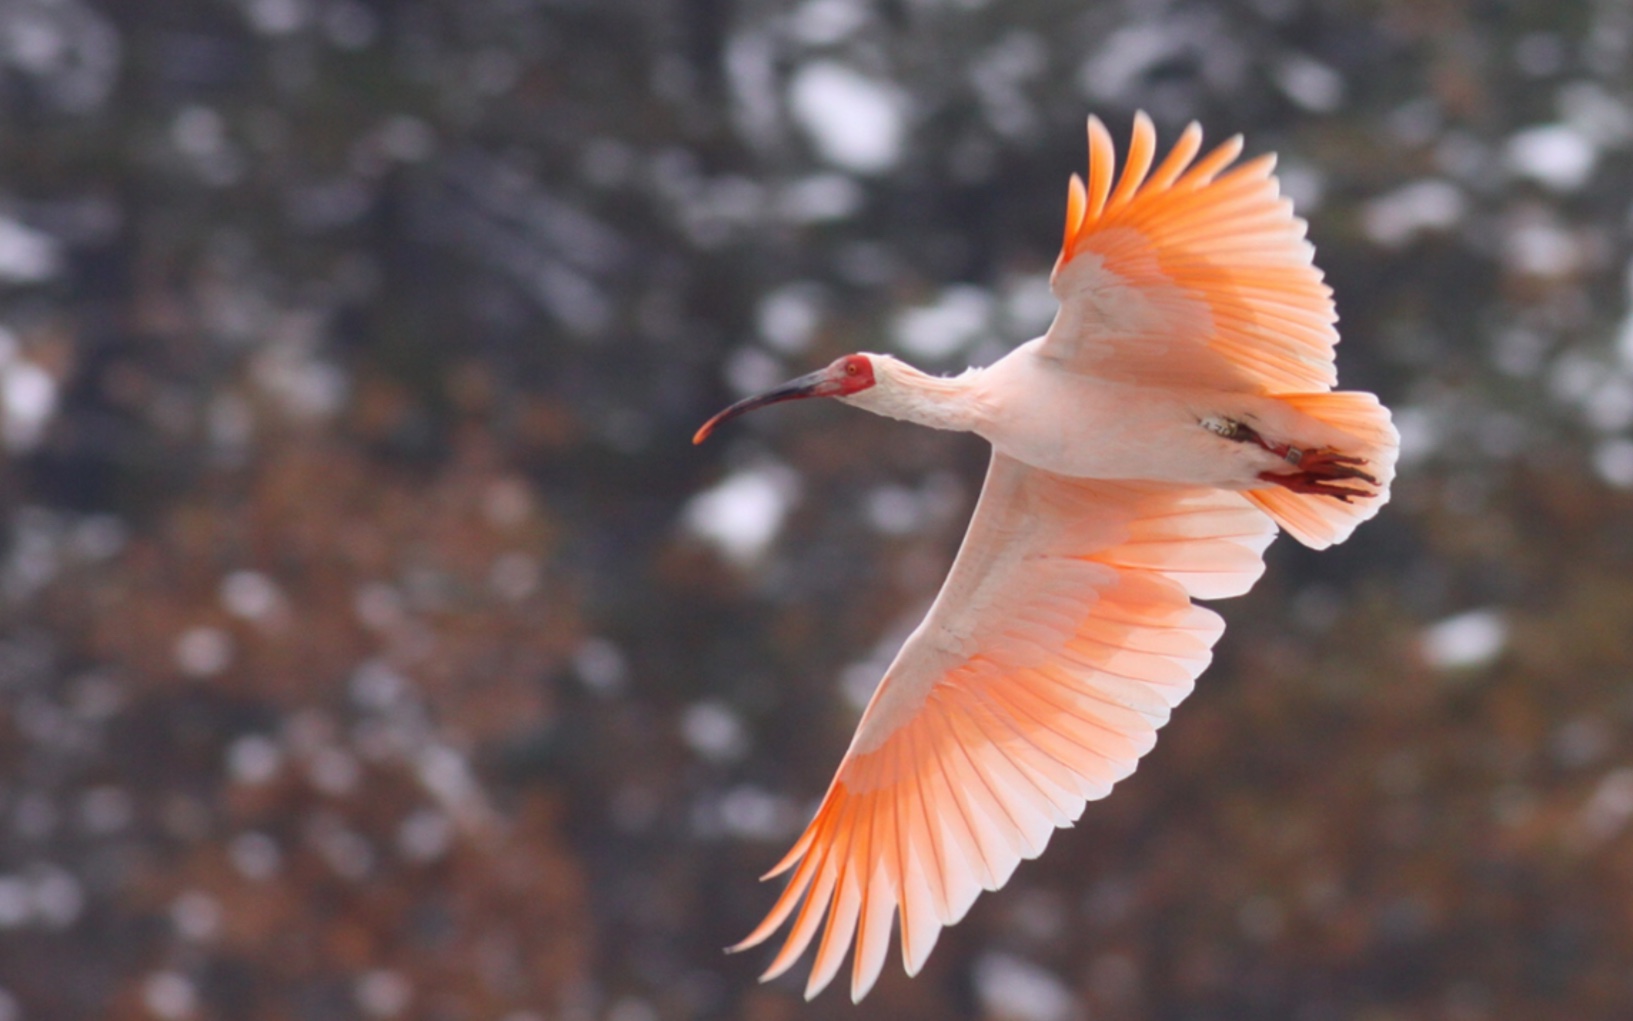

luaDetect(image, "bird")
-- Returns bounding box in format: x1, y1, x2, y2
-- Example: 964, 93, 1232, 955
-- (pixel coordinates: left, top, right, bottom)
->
692, 112, 1398, 1002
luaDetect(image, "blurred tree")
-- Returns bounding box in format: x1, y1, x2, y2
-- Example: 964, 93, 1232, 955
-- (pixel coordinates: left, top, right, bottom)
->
2, 1, 1633, 1019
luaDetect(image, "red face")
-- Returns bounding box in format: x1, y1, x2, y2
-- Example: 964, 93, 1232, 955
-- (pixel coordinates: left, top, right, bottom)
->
825, 354, 876, 396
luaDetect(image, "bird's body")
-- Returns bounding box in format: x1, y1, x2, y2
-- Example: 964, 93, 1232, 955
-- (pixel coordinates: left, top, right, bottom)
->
693, 112, 1399, 1002
845, 344, 1342, 488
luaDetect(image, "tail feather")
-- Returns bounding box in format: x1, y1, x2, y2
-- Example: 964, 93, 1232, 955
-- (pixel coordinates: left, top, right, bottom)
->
1245, 390, 1398, 550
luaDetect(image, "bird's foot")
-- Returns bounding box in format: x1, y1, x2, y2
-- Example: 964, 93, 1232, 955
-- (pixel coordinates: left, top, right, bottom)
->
1257, 449, 1379, 503
1204, 417, 1378, 502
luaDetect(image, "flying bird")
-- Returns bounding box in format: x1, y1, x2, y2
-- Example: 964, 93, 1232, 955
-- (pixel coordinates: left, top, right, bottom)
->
693, 112, 1398, 1002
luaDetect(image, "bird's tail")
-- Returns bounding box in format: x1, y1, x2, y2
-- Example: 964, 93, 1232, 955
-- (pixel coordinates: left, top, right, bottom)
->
1244, 390, 1399, 550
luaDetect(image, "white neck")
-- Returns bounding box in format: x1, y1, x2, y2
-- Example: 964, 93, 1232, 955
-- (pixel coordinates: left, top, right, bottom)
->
837, 355, 988, 433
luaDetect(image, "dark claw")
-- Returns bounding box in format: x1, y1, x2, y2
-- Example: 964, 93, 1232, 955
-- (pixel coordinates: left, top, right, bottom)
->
1220, 426, 1382, 502
1258, 445, 1380, 502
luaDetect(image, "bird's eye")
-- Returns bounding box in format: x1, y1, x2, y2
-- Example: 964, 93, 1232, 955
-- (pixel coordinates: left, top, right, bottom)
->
845, 361, 859, 375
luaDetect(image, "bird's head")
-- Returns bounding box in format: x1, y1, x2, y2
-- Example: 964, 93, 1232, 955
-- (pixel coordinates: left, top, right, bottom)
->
693, 353, 880, 444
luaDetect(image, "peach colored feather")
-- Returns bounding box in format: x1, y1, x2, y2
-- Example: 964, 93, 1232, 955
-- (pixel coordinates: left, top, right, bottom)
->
708, 112, 1399, 1001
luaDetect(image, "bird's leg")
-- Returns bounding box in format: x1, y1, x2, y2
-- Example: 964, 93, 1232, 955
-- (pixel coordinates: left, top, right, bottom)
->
1201, 416, 1301, 463
1256, 450, 1380, 503
1202, 415, 1378, 503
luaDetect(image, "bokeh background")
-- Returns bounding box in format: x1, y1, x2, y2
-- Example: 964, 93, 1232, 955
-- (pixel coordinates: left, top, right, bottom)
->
2, 1, 1633, 1019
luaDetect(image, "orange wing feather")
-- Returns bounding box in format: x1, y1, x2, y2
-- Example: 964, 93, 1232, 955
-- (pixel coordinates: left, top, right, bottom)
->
731, 112, 1390, 1000
732, 455, 1276, 1000
1046, 111, 1337, 394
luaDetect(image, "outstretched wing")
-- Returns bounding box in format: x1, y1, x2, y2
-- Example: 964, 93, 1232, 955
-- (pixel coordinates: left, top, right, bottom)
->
1044, 111, 1338, 394
732, 454, 1277, 1001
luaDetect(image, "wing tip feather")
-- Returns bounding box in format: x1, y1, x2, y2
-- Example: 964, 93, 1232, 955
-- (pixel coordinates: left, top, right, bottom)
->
1085, 114, 1115, 222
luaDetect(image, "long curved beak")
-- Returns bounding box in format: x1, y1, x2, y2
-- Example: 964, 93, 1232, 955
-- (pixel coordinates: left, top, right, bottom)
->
693, 368, 836, 445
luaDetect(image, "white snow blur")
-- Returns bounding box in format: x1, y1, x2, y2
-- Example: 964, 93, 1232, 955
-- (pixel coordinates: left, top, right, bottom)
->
789, 61, 906, 174
683, 463, 801, 565
1419, 609, 1507, 671
1506, 123, 1597, 191
974, 953, 1080, 1021
0, 217, 61, 282
1361, 180, 1465, 249
893, 285, 993, 360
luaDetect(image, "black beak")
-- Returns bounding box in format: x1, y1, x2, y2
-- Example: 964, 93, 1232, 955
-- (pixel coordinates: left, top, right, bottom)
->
693, 368, 834, 445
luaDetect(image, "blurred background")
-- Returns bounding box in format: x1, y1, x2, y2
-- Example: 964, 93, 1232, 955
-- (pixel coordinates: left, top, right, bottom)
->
2, 1, 1633, 1019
